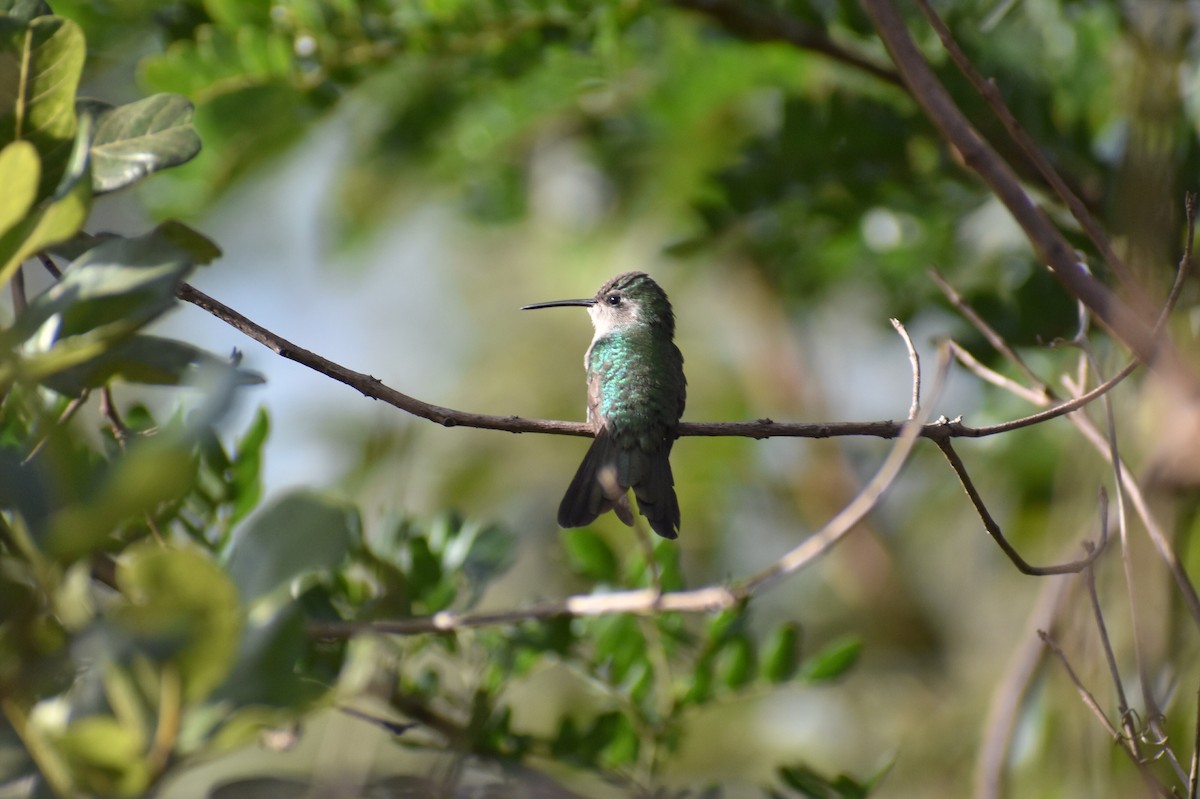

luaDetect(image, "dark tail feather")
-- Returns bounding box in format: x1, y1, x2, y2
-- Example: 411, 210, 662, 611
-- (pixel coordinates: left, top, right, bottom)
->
558, 431, 680, 540
631, 447, 680, 540
558, 429, 634, 529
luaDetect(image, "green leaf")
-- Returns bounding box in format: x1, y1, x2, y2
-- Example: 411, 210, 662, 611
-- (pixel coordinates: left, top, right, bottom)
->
112, 544, 241, 702
0, 140, 38, 238
800, 636, 862, 683
40, 333, 264, 395
229, 407, 269, 524
405, 534, 445, 607
0, 1, 52, 22
87, 94, 201, 194
152, 219, 222, 264
13, 224, 199, 347
224, 491, 360, 606
705, 607, 746, 644
600, 711, 639, 769
51, 220, 221, 266
562, 528, 619, 583
202, 0, 272, 27
447, 521, 516, 605
47, 441, 197, 560
55, 715, 151, 798
0, 15, 85, 198
762, 622, 802, 683
778, 764, 872, 799
215, 599, 325, 708
0, 141, 90, 288
592, 614, 645, 684
714, 633, 755, 690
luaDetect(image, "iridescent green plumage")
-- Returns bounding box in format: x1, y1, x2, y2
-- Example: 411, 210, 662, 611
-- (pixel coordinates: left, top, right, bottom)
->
523, 272, 686, 539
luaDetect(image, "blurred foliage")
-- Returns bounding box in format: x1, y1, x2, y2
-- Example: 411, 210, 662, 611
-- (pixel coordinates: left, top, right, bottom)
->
0, 10, 895, 798
43, 0, 1180, 334
2, 0, 1200, 798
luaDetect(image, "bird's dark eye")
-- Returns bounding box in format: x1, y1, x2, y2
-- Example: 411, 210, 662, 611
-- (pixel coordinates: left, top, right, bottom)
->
606, 294, 621, 306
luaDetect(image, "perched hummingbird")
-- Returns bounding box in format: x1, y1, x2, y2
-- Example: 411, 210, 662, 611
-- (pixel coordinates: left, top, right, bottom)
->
523, 272, 686, 539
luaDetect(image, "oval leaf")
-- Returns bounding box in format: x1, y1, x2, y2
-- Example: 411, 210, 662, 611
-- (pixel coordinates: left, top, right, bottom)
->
225, 491, 361, 606
562, 528, 619, 583
0, 15, 84, 198
0, 140, 38, 237
800, 636, 863, 683
90, 94, 201, 194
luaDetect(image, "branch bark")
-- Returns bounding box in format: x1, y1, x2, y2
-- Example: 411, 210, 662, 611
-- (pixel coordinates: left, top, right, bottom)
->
176, 282, 1136, 443
860, 0, 1163, 368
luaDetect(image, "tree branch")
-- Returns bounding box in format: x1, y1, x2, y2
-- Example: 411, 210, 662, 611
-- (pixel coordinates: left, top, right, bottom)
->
312, 343, 944, 638
176, 282, 1132, 444
861, 0, 1162, 366
936, 439, 1106, 575
913, 0, 1139, 294
669, 0, 904, 87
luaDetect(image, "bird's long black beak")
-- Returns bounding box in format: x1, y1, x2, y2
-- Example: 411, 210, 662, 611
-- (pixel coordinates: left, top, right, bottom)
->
520, 298, 596, 310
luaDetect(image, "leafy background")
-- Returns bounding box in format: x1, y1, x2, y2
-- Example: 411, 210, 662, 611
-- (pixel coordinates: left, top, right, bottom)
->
2, 1, 1199, 797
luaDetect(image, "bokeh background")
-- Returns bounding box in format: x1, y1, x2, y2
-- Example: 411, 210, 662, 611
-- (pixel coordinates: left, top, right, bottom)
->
8, 1, 1200, 797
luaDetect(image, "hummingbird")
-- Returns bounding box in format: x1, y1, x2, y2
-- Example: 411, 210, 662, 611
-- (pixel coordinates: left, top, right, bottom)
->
523, 272, 686, 539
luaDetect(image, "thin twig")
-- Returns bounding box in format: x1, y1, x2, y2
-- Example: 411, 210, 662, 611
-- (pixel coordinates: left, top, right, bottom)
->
946, 340, 1049, 406
36, 253, 62, 279
1189, 685, 1200, 799
1039, 631, 1174, 798
312, 346, 945, 637
1084, 490, 1142, 761
100, 386, 165, 544
931, 269, 1047, 392
177, 282, 1125, 445
1039, 631, 1128, 745
100, 386, 131, 447
974, 569, 1073, 799
1065, 355, 1189, 785
914, 0, 1139, 295
737, 340, 946, 597
932, 249, 1200, 624
1060, 392, 1200, 628
862, 0, 1159, 365
936, 438, 1105, 575
22, 391, 90, 464
891, 318, 921, 419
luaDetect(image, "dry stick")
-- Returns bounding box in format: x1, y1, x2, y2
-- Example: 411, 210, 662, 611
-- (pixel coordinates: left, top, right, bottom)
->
861, 0, 1158, 365
1083, 491, 1143, 763
936, 438, 1104, 575
1190, 686, 1200, 799
1078, 344, 1188, 781
36, 253, 61, 280
928, 212, 1200, 620
1040, 630, 1174, 799
1061, 395, 1200, 628
946, 340, 1048, 406
974, 558, 1074, 799
975, 598, 1063, 799
177, 284, 588, 438
1072, 357, 1188, 786
22, 390, 90, 464
891, 317, 921, 419
913, 0, 1139, 295
312, 340, 945, 637
735, 334, 945, 599
931, 269, 1047, 393
11, 263, 26, 315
